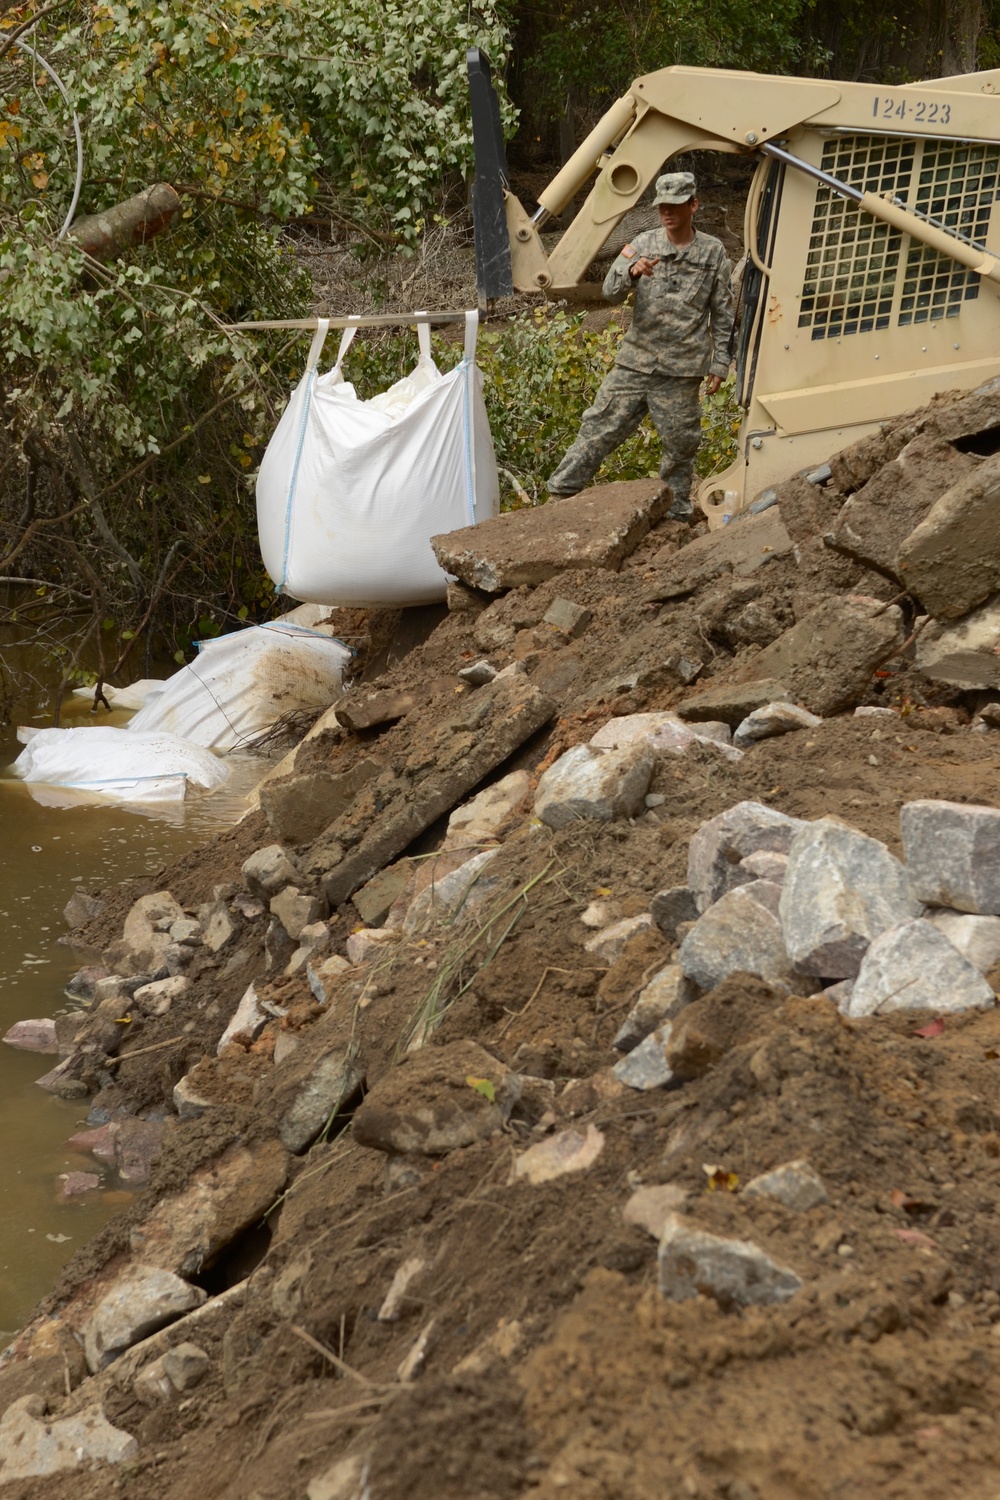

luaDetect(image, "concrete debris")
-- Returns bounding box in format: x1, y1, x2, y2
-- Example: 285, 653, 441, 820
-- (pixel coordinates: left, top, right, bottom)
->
676, 679, 791, 729
741, 595, 905, 717
646, 506, 794, 597
925, 911, 1000, 973
104, 890, 183, 977
133, 975, 190, 1017
513, 1123, 605, 1184
0, 1395, 137, 1480
402, 848, 501, 934
901, 799, 1000, 914
855, 705, 897, 719
353, 1040, 520, 1156
612, 1026, 674, 1090
377, 1256, 427, 1322
679, 882, 800, 994
583, 913, 654, 966
279, 1051, 365, 1153
846, 918, 996, 1017
83, 1267, 206, 1372
650, 885, 700, 941
338, 689, 416, 733
823, 979, 854, 1011
743, 1160, 830, 1211
269, 886, 328, 942
431, 478, 668, 592
613, 964, 691, 1051
3, 1018, 58, 1054
779, 818, 920, 978
687, 800, 805, 912
345, 928, 399, 965
733, 701, 822, 748
60, 1171, 100, 1198
590, 711, 741, 762
34, 1057, 88, 1100
352, 860, 414, 927
284, 920, 332, 976
199, 902, 237, 954
622, 1183, 689, 1238
241, 845, 300, 900
217, 982, 267, 1054
259, 760, 380, 844
134, 1342, 210, 1403
542, 597, 593, 637
916, 599, 1000, 690
898, 452, 1000, 620
658, 1213, 803, 1307
534, 742, 655, 829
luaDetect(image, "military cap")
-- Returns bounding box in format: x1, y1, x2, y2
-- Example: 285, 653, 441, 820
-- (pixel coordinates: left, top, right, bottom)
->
652, 171, 697, 205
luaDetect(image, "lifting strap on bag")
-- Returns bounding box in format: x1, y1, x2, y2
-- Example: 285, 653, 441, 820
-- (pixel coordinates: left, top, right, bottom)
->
464, 309, 478, 363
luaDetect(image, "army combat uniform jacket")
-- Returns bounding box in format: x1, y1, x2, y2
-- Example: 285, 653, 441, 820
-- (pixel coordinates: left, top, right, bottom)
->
602, 228, 734, 379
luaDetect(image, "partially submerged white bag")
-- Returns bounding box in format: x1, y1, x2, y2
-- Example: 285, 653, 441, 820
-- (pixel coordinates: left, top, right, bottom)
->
126, 621, 352, 752
11, 726, 229, 802
255, 312, 498, 607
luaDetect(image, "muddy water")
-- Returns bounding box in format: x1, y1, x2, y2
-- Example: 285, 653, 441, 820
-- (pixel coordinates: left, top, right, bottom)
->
0, 667, 261, 1342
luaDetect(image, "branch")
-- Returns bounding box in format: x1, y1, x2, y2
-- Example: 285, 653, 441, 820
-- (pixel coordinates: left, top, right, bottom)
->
0, 0, 73, 66
65, 434, 144, 592
67, 184, 182, 261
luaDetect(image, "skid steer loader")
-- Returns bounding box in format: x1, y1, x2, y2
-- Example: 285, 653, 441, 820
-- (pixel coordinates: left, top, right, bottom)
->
467, 50, 1000, 525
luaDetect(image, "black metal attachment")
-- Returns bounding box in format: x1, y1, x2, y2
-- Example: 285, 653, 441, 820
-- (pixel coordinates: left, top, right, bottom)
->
467, 47, 513, 301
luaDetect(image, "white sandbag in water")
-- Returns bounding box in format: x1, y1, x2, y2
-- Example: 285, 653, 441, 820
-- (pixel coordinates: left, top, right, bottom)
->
72, 678, 166, 712
11, 726, 229, 802
126, 621, 352, 752
255, 312, 498, 607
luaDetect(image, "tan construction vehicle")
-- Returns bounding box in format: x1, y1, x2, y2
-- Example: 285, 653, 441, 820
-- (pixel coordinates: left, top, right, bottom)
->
467, 53, 1000, 526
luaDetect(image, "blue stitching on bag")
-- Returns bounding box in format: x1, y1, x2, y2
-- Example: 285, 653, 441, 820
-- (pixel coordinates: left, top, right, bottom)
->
278, 369, 317, 594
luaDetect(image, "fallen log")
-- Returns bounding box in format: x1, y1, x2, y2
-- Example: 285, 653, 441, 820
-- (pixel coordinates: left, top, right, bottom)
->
66, 183, 181, 261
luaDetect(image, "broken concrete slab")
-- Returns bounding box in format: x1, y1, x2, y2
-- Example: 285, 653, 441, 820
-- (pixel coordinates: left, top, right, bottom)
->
337, 689, 418, 734
926, 910, 1000, 973
898, 451, 1000, 620
676, 679, 791, 729
83, 1267, 206, 1372
646, 506, 794, 598
743, 1160, 829, 1211
319, 677, 556, 907
733, 701, 822, 748
916, 597, 1000, 690
658, 1213, 802, 1307
513, 1124, 604, 1184
534, 742, 655, 830
0, 1395, 138, 1480
259, 759, 380, 844
431, 478, 668, 592
901, 799, 1000, 914
345, 927, 399, 965
306, 954, 351, 1005
829, 375, 1000, 494
846, 918, 996, 1017
352, 860, 414, 927
779, 818, 920, 978
679, 881, 800, 994
687, 800, 806, 912
134, 1341, 210, 1403
738, 595, 905, 717
827, 433, 978, 578
353, 1040, 520, 1156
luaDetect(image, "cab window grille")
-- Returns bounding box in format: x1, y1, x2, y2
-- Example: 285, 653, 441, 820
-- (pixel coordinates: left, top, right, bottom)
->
898, 142, 1000, 325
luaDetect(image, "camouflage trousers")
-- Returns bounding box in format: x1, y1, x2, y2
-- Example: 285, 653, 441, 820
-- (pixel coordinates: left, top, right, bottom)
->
547, 366, 703, 514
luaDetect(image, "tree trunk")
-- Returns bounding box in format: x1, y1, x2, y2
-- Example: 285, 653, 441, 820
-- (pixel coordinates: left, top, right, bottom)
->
67, 183, 181, 261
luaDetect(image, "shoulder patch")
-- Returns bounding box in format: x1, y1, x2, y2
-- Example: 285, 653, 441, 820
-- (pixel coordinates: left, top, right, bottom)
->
622, 243, 637, 259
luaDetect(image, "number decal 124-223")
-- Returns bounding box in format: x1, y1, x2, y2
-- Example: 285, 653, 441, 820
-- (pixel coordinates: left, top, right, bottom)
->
871, 94, 952, 125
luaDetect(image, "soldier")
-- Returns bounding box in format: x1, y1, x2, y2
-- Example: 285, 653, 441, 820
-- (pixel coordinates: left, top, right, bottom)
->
547, 171, 735, 520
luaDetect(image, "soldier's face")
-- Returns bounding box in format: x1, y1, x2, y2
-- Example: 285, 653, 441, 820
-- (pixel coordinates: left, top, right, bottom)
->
658, 197, 697, 241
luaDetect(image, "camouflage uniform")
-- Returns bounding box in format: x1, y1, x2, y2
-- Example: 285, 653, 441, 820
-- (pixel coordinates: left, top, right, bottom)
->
548, 227, 734, 514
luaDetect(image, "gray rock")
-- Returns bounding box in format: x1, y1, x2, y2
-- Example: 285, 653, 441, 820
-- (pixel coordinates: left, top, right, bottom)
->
269, 886, 328, 942
780, 818, 920, 978
743, 1160, 829, 1211
402, 849, 501, 935
64, 965, 108, 1002
584, 913, 654, 965
687, 801, 805, 912
3, 1018, 58, 1054
733, 701, 822, 748
916, 598, 1000, 690
202, 902, 238, 954
822, 979, 854, 1012
217, 982, 267, 1054
846, 918, 996, 1017
242, 844, 299, 900
34, 1057, 87, 1099
901, 799, 1000, 914
534, 743, 655, 830
743, 595, 906, 717
104, 890, 182, 976
0, 1396, 137, 1480
352, 1041, 519, 1156
133, 975, 190, 1017
63, 889, 104, 930
898, 452, 1000, 619
613, 964, 692, 1051
169, 917, 202, 945
280, 1051, 365, 1153
658, 1213, 803, 1307
612, 1025, 675, 1089
740, 850, 788, 884
83, 1267, 206, 1372
926, 910, 1000, 972
306, 954, 351, 1005
458, 659, 497, 686
590, 711, 742, 763
173, 1072, 213, 1120
679, 882, 801, 993
542, 597, 593, 637
260, 760, 379, 844
650, 885, 700, 940
352, 860, 414, 927
134, 1342, 210, 1402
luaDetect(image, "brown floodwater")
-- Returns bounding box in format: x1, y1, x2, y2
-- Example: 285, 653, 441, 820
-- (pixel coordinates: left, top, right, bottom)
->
0, 652, 261, 1342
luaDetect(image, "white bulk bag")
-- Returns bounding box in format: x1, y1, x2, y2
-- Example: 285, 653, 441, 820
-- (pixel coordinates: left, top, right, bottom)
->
11, 726, 229, 802
126, 621, 352, 752
255, 312, 498, 607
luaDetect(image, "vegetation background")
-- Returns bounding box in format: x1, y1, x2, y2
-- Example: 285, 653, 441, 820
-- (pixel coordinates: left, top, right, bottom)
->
0, 0, 995, 698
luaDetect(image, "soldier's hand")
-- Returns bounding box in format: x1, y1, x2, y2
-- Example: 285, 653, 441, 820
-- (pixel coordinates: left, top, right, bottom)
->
629, 256, 659, 279
704, 374, 723, 396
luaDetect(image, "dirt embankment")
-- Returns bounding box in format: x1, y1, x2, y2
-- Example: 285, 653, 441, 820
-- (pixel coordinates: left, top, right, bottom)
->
8, 386, 1000, 1499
